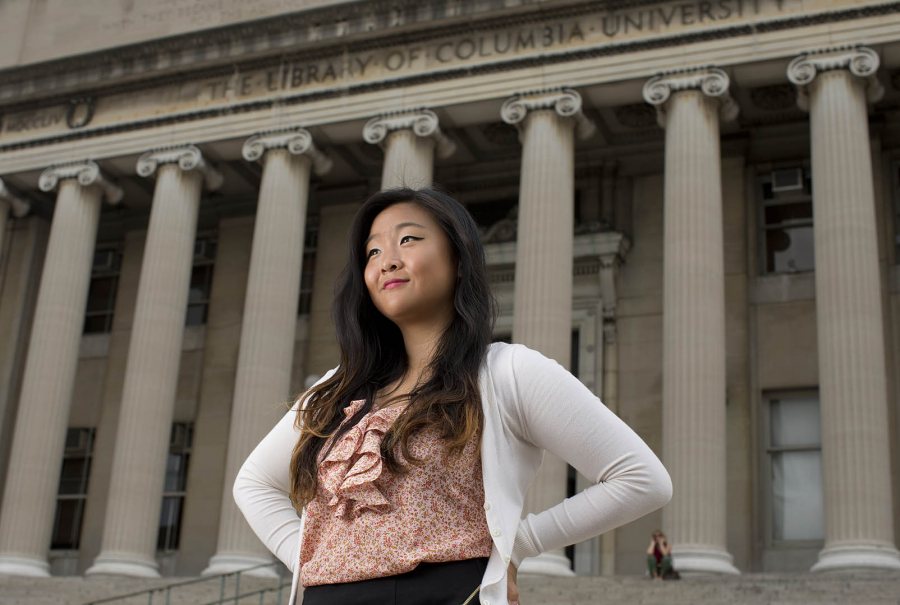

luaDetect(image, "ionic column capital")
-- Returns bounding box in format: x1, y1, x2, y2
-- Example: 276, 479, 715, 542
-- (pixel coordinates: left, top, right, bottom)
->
643, 67, 738, 127
501, 88, 596, 139
363, 109, 456, 159
242, 128, 333, 176
0, 178, 31, 217
38, 161, 123, 204
787, 45, 883, 111
136, 145, 223, 190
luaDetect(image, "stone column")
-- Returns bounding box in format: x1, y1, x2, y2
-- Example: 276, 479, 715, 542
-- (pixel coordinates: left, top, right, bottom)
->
787, 46, 900, 572
501, 88, 595, 576
0, 179, 31, 257
0, 163, 121, 577
87, 146, 221, 577
363, 109, 455, 189
204, 129, 331, 576
643, 68, 740, 575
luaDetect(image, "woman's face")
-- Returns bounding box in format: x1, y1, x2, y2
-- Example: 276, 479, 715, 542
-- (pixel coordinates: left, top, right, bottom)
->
363, 202, 458, 326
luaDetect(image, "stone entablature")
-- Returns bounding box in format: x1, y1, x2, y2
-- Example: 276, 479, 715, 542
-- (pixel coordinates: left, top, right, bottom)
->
0, 0, 892, 150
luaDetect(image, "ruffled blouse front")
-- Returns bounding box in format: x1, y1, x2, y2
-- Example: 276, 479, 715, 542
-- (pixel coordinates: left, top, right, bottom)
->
299, 398, 493, 587
317, 400, 399, 519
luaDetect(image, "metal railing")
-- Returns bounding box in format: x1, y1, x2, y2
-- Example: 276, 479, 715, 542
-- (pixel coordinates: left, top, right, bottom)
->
83, 562, 290, 605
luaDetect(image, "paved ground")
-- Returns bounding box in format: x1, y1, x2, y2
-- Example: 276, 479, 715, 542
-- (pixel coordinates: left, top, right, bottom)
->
1, 570, 899, 604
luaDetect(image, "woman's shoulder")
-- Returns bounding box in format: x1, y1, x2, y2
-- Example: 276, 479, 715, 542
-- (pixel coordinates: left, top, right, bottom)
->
486, 341, 565, 377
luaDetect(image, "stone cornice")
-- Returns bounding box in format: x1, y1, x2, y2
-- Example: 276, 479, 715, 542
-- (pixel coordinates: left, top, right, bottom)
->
136, 145, 223, 190
0, 2, 900, 160
38, 161, 123, 204
0, 178, 31, 217
242, 128, 332, 176
363, 109, 456, 159
0, 0, 637, 107
501, 88, 596, 140
642, 67, 739, 127
0, 1, 895, 115
787, 45, 884, 110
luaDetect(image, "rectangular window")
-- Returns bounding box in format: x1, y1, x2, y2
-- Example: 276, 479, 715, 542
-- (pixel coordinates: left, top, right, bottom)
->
186, 237, 216, 326
758, 166, 814, 275
765, 392, 824, 542
157, 423, 193, 551
892, 161, 900, 263
51, 428, 95, 550
299, 215, 319, 316
83, 248, 122, 334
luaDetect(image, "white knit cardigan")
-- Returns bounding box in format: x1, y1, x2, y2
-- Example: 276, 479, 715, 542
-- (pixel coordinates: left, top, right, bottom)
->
233, 341, 673, 605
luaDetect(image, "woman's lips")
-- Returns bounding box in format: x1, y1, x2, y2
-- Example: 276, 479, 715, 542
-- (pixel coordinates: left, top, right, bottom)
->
384, 280, 408, 289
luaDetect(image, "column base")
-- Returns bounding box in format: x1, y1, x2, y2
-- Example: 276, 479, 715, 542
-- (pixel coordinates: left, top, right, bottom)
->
671, 544, 740, 576
811, 542, 900, 572
202, 553, 280, 578
0, 554, 51, 577
518, 552, 575, 576
86, 552, 160, 577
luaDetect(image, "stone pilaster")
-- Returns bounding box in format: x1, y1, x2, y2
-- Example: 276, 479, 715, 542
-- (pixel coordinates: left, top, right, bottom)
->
0, 162, 121, 577
86, 146, 221, 577
204, 129, 330, 576
598, 251, 622, 577
0, 179, 31, 256
363, 109, 455, 189
501, 88, 594, 576
643, 67, 739, 575
787, 46, 900, 572
304, 202, 360, 375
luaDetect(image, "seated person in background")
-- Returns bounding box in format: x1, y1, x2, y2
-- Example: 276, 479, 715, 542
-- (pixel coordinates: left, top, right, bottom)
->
646, 530, 674, 580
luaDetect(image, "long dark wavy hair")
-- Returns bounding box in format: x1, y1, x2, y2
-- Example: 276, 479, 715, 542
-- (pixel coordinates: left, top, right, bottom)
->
288, 187, 499, 511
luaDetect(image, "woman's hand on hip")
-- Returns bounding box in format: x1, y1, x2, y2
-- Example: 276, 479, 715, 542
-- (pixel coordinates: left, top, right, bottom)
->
507, 562, 520, 604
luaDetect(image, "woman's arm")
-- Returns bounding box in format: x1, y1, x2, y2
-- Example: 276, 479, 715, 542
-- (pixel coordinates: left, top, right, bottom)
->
232, 367, 339, 571
507, 345, 673, 566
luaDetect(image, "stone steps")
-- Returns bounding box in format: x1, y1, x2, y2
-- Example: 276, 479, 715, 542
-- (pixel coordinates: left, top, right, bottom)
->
1, 571, 899, 605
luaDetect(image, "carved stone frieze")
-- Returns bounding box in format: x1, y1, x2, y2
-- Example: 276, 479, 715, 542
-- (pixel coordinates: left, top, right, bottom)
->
136, 145, 223, 190
362, 109, 456, 159
500, 88, 596, 139
0, 178, 31, 217
642, 67, 739, 128
38, 161, 123, 204
787, 45, 883, 111
242, 128, 332, 175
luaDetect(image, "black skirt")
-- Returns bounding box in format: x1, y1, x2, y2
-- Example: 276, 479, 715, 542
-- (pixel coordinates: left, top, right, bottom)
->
300, 557, 489, 605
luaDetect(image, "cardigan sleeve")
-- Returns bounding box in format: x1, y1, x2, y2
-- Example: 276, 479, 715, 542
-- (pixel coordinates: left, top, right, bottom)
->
232, 366, 339, 572
507, 344, 672, 567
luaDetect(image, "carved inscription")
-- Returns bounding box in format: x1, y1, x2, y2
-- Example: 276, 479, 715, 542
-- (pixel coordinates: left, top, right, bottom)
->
2, 0, 796, 141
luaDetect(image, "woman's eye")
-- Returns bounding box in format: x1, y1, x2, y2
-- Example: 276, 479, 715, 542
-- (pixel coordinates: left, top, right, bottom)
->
400, 235, 419, 244
366, 248, 379, 258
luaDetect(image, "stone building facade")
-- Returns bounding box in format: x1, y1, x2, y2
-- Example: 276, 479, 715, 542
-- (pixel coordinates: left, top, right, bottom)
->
0, 0, 898, 583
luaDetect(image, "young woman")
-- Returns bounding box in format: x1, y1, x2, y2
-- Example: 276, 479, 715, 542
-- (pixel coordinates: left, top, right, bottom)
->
646, 530, 674, 580
234, 187, 673, 605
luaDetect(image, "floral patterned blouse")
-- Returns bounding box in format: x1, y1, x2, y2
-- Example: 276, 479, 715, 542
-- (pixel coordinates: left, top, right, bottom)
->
299, 398, 493, 587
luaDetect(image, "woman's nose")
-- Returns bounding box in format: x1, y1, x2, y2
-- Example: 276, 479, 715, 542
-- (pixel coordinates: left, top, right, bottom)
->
381, 258, 400, 272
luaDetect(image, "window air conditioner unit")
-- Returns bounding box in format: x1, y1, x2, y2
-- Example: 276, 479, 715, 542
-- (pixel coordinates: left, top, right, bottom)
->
771, 168, 803, 192
64, 428, 88, 453
92, 250, 117, 272
194, 240, 214, 261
